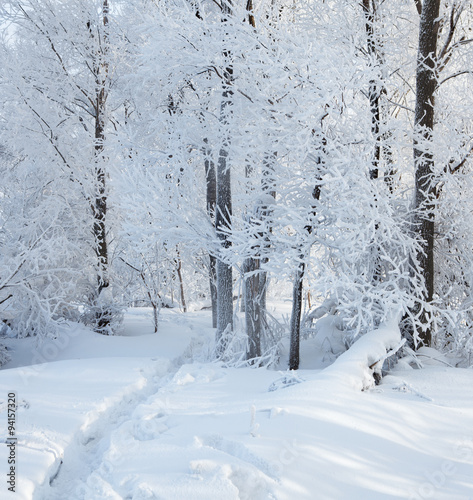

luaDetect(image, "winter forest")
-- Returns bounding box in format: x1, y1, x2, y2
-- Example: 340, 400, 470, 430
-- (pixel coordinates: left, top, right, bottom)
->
1, 0, 473, 498
1, 0, 473, 363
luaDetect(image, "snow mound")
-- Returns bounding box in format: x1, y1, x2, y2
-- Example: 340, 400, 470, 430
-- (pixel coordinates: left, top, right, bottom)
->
322, 316, 403, 391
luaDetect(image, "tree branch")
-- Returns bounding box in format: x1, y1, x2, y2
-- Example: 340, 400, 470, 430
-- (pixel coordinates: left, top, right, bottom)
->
414, 0, 422, 15
449, 143, 473, 175
438, 70, 472, 87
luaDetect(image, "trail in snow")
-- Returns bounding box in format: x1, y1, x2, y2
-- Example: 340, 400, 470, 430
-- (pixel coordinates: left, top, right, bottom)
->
0, 308, 213, 500
43, 359, 473, 500
2, 308, 473, 500
61, 363, 280, 500
39, 357, 175, 500
35, 312, 212, 500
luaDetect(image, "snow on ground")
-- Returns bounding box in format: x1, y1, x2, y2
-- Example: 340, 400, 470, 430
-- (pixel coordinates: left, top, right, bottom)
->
1, 307, 473, 499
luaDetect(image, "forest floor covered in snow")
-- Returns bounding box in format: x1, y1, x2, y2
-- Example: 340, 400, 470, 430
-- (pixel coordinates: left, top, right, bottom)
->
1, 307, 473, 500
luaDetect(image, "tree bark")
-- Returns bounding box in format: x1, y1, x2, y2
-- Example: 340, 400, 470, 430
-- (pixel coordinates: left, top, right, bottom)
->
362, 0, 381, 181
289, 182, 322, 370
244, 257, 261, 360
215, 1, 234, 354
363, 0, 393, 288
412, 0, 441, 346
241, 10, 275, 361
289, 260, 305, 370
256, 152, 277, 336
245, 152, 277, 359
204, 138, 218, 328
215, 128, 234, 352
175, 251, 187, 313
91, 0, 112, 333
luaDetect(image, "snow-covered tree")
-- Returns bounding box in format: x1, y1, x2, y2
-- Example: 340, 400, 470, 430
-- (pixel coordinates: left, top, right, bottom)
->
0, 0, 126, 334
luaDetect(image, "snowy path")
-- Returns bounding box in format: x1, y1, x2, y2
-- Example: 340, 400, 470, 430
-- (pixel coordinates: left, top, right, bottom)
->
1, 310, 473, 499
43, 363, 283, 500
0, 310, 208, 500
41, 357, 179, 500
0, 357, 173, 500
37, 363, 473, 500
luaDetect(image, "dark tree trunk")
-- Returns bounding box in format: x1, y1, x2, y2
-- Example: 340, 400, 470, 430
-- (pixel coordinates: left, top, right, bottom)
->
215, 127, 233, 352
383, 129, 396, 193
175, 251, 187, 313
94, 86, 109, 297
244, 152, 276, 361
91, 0, 112, 333
289, 260, 305, 370
362, 0, 389, 288
246, 0, 256, 28
215, 4, 234, 354
289, 183, 322, 370
209, 255, 218, 328
362, 0, 381, 181
288, 130, 324, 369
204, 139, 218, 328
412, 0, 441, 346
93, 132, 109, 300
241, 11, 273, 360
244, 257, 261, 360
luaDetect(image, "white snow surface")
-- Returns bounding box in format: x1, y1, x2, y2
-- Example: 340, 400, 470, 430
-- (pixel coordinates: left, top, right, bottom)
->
0, 308, 472, 500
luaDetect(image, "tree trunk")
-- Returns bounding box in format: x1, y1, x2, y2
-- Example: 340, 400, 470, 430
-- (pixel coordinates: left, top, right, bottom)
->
362, 0, 390, 288
204, 139, 218, 328
241, 8, 271, 359
215, 5, 234, 354
289, 260, 305, 370
362, 0, 381, 181
215, 135, 234, 352
209, 255, 218, 328
152, 301, 158, 333
244, 152, 276, 360
257, 152, 276, 333
288, 151, 323, 369
91, 0, 112, 333
175, 251, 187, 313
412, 0, 441, 346
244, 257, 261, 360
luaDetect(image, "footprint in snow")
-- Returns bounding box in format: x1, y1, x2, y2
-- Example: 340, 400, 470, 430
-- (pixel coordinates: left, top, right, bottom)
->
133, 413, 168, 441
